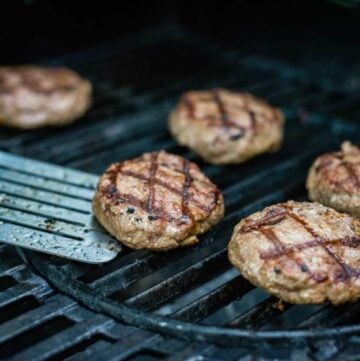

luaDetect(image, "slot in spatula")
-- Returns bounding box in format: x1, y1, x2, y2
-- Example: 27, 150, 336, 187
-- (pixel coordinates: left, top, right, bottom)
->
0, 151, 121, 263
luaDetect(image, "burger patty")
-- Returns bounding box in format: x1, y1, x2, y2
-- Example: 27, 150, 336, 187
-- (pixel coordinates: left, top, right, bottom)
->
0, 66, 92, 129
168, 88, 284, 164
307, 141, 360, 217
92, 151, 224, 250
228, 201, 360, 304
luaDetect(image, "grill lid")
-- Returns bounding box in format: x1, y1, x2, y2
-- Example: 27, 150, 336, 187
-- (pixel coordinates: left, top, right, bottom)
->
0, 151, 121, 263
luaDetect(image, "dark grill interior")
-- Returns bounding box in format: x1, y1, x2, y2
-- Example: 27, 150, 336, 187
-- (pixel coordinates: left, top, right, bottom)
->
1, 22, 360, 360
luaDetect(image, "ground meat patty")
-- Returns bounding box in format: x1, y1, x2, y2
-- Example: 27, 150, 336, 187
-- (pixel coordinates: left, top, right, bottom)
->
92, 151, 224, 250
307, 141, 360, 217
168, 88, 284, 164
228, 201, 360, 304
0, 66, 92, 129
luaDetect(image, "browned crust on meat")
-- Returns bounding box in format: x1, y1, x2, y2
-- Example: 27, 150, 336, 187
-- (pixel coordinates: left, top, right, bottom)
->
307, 141, 360, 217
0, 66, 92, 129
168, 88, 284, 164
228, 201, 360, 304
92, 151, 224, 250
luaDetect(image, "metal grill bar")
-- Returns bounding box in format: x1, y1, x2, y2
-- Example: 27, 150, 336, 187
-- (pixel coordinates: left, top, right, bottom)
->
228, 297, 292, 329
0, 247, 160, 360
298, 303, 360, 329
82, 330, 155, 361
124, 249, 230, 311
0, 295, 76, 344
0, 282, 49, 309
85, 249, 200, 295
10, 315, 114, 361
173, 275, 253, 323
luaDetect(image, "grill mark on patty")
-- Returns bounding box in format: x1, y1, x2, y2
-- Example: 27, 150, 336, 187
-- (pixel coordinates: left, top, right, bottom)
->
157, 162, 210, 187
0, 83, 76, 95
285, 209, 353, 282
259, 228, 283, 254
315, 151, 360, 190
117, 169, 213, 213
241, 207, 322, 281
241, 205, 360, 283
183, 94, 195, 118
101, 152, 220, 224
132, 158, 210, 188
180, 88, 282, 136
249, 110, 257, 130
181, 89, 274, 140
145, 152, 159, 214
262, 236, 360, 259
259, 224, 324, 282
22, 72, 77, 94
180, 158, 195, 224
314, 155, 334, 173
212, 89, 246, 139
213, 89, 229, 125
242, 207, 287, 232
0, 68, 78, 95
343, 162, 360, 189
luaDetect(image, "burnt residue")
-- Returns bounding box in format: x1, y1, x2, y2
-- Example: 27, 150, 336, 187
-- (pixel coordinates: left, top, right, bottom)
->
230, 133, 243, 141
343, 236, 360, 248
44, 218, 56, 230
300, 264, 309, 272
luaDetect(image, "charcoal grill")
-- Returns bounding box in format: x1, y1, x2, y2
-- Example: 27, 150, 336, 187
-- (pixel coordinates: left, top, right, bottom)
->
1, 22, 360, 360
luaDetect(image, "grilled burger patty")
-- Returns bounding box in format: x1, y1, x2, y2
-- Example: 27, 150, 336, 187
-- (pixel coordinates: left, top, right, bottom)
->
307, 141, 360, 217
168, 88, 284, 164
0, 66, 92, 129
92, 151, 224, 250
228, 201, 360, 304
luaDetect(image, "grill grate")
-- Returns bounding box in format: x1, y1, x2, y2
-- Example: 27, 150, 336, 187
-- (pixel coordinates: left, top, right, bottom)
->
0, 24, 360, 360
4, 111, 360, 351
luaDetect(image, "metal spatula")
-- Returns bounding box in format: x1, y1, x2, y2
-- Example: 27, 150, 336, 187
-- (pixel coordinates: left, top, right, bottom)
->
0, 151, 121, 263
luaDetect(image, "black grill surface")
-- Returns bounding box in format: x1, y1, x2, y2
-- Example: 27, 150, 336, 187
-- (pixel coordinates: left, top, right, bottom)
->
1, 24, 360, 360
